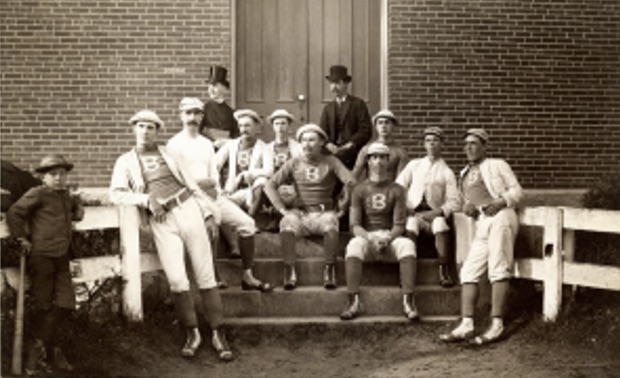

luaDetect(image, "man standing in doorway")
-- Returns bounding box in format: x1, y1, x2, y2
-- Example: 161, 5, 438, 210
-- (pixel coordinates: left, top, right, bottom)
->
200, 65, 239, 149
319, 65, 372, 169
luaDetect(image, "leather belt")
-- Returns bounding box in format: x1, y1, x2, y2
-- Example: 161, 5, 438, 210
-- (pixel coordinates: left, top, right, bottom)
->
161, 189, 191, 212
304, 203, 335, 212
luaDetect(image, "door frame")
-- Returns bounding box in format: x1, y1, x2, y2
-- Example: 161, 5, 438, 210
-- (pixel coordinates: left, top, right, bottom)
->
229, 0, 389, 111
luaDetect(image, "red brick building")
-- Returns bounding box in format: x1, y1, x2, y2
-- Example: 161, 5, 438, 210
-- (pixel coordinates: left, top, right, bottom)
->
1, 0, 619, 188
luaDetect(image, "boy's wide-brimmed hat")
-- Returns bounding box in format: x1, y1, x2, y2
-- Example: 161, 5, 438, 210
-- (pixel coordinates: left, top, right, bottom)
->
325, 65, 352, 83
267, 109, 295, 125
35, 154, 74, 173
206, 65, 230, 89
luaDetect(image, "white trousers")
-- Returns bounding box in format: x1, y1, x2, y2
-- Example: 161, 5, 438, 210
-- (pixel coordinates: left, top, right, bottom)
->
149, 198, 216, 292
215, 194, 256, 237
460, 208, 519, 283
346, 231, 416, 262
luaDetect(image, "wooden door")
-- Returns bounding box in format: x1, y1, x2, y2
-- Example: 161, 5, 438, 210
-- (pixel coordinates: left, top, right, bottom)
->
235, 0, 381, 141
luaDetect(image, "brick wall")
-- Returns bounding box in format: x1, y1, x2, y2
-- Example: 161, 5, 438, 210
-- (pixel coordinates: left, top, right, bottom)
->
389, 0, 620, 188
0, 0, 232, 186
2, 0, 619, 189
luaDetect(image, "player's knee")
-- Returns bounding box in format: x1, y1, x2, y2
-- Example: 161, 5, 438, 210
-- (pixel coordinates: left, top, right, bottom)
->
431, 217, 450, 234
345, 237, 368, 260
405, 216, 419, 235
394, 237, 416, 259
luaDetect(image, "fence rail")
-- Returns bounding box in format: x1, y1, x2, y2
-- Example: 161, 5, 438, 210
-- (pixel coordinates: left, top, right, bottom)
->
2, 205, 620, 322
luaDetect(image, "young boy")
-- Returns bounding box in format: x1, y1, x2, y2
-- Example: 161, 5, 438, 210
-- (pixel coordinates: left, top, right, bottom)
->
7, 154, 84, 375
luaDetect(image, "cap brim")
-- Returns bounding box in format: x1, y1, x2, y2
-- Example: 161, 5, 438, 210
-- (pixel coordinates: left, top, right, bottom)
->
35, 163, 74, 173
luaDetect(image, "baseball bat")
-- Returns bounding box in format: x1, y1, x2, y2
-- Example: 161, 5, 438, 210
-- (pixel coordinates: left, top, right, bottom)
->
11, 253, 26, 376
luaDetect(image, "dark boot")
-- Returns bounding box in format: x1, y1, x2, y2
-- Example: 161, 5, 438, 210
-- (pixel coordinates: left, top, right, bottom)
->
403, 293, 420, 321
340, 293, 363, 320
212, 328, 233, 362
439, 264, 454, 288
283, 264, 297, 290
173, 292, 200, 357
181, 327, 202, 358
323, 264, 337, 290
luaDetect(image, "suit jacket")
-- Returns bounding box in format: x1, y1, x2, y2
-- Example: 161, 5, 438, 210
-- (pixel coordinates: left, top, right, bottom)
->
319, 94, 372, 168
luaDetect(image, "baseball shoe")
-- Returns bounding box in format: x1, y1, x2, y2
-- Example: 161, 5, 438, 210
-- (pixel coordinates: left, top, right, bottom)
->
241, 278, 273, 292
181, 327, 202, 358
283, 265, 297, 290
439, 321, 475, 343
471, 319, 504, 346
403, 293, 420, 321
323, 264, 337, 290
340, 293, 363, 320
438, 264, 454, 288
212, 328, 234, 362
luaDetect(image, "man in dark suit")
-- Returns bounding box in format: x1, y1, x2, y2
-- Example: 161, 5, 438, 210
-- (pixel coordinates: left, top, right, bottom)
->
319, 65, 372, 169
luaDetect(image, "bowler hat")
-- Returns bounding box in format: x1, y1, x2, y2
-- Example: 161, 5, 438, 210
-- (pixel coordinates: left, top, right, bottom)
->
464, 128, 489, 144
296, 123, 328, 142
206, 65, 230, 89
128, 110, 164, 129
325, 65, 352, 83
267, 109, 295, 125
35, 154, 74, 173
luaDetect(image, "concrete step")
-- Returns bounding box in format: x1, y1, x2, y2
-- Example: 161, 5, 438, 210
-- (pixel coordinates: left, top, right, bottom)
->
216, 258, 451, 287
216, 286, 461, 318
223, 315, 458, 326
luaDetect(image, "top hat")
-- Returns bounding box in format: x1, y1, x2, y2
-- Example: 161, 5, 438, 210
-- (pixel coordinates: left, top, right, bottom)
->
35, 154, 74, 173
325, 65, 352, 83
205, 65, 230, 88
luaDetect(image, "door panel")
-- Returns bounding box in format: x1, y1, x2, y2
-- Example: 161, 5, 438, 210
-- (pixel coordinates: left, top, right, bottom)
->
236, 0, 380, 141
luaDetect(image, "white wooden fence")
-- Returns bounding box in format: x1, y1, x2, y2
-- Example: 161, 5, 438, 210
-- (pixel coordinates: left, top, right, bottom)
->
2, 205, 619, 322
455, 206, 620, 321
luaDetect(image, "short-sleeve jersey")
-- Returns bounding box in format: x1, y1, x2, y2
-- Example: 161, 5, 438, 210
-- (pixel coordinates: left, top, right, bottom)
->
350, 180, 406, 231
269, 154, 354, 209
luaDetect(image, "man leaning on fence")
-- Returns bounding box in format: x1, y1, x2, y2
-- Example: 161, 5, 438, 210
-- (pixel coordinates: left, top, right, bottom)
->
109, 109, 233, 361
439, 128, 523, 346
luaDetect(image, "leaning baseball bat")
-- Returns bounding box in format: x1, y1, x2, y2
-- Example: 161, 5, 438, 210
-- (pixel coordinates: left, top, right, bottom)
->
11, 253, 26, 375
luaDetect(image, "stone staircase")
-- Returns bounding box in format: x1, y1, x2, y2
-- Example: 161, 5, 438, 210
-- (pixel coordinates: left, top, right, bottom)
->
213, 232, 461, 325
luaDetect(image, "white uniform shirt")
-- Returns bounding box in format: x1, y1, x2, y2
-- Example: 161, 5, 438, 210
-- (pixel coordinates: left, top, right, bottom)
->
396, 156, 460, 217
167, 131, 221, 192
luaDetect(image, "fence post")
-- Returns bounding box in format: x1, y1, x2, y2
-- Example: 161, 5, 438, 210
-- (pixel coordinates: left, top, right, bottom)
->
119, 206, 143, 322
543, 207, 564, 322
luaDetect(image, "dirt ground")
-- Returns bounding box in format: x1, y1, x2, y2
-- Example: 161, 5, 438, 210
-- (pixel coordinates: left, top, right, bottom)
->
2, 288, 619, 378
